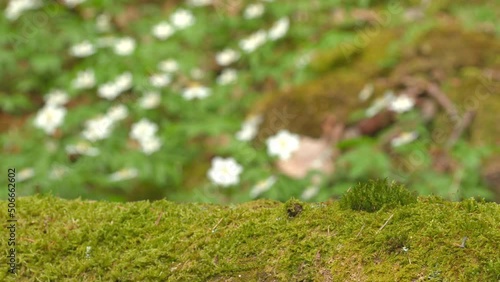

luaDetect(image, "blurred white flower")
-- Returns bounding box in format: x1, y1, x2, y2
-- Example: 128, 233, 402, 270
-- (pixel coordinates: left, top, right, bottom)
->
65, 141, 100, 156
239, 30, 267, 53
250, 175, 276, 198
243, 3, 264, 19
98, 72, 132, 100
295, 52, 312, 68
158, 59, 179, 73
217, 68, 237, 85
358, 83, 374, 102
17, 168, 35, 182
391, 131, 418, 147
98, 83, 121, 100
138, 136, 162, 155
109, 168, 139, 182
130, 118, 158, 142
96, 14, 111, 32
235, 115, 263, 141
301, 185, 320, 200
72, 69, 95, 89
5, 0, 41, 21
49, 165, 69, 180
215, 49, 240, 66
366, 90, 395, 117
152, 22, 175, 40
63, 0, 86, 8
187, 0, 212, 6
114, 72, 133, 90
170, 9, 195, 29
268, 17, 290, 40
149, 73, 171, 88
106, 104, 128, 122
82, 116, 114, 142
113, 37, 136, 56
388, 94, 415, 113
44, 89, 69, 106
190, 68, 205, 80
34, 105, 66, 135
207, 157, 243, 187
139, 92, 161, 109
182, 85, 210, 100
69, 41, 96, 58
266, 130, 300, 160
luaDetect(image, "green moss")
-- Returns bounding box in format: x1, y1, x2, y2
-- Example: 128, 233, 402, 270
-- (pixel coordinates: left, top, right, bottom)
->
340, 179, 418, 212
1, 194, 499, 281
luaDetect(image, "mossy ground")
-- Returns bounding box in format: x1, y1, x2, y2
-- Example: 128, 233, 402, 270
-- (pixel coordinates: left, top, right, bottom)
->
1, 195, 499, 281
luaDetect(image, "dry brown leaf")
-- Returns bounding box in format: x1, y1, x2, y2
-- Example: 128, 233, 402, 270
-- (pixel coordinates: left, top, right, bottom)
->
277, 136, 335, 179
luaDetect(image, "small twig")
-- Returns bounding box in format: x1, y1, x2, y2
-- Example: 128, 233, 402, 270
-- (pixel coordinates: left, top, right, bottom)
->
211, 218, 223, 232
356, 224, 366, 238
154, 212, 163, 226
327, 226, 330, 237
425, 83, 458, 120
376, 214, 394, 234
447, 111, 476, 148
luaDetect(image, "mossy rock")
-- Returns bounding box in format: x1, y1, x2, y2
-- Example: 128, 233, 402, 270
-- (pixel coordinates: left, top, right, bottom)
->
254, 22, 499, 145
255, 29, 401, 139
2, 195, 499, 281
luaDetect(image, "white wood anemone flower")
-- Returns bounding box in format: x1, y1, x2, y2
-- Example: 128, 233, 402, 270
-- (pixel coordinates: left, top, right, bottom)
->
106, 104, 128, 122
138, 136, 162, 155
182, 84, 211, 100
130, 118, 158, 143
207, 157, 243, 187
215, 49, 240, 66
82, 116, 114, 142
388, 94, 415, 113
170, 9, 195, 29
243, 3, 264, 19
72, 69, 95, 89
34, 105, 66, 135
69, 40, 96, 57
239, 30, 267, 53
391, 131, 419, 147
152, 22, 175, 40
235, 115, 263, 142
44, 89, 69, 107
266, 130, 300, 160
138, 92, 161, 109
158, 59, 179, 73
267, 17, 289, 40
249, 175, 277, 198
113, 37, 136, 56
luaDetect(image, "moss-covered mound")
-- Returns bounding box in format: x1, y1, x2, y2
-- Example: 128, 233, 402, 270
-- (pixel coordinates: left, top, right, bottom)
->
1, 195, 499, 281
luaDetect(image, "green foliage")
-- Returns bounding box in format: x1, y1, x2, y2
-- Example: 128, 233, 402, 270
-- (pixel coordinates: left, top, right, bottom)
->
0, 0, 497, 203
340, 179, 418, 212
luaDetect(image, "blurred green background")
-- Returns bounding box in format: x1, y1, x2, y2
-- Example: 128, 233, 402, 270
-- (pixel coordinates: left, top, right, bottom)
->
1, 0, 499, 203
